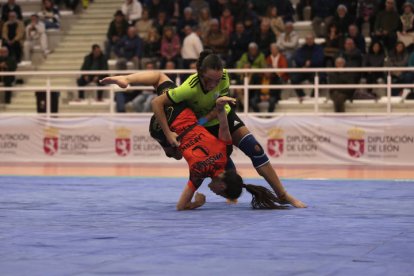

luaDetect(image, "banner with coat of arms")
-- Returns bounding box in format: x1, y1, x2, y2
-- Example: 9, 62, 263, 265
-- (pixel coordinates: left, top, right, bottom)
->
0, 115, 413, 165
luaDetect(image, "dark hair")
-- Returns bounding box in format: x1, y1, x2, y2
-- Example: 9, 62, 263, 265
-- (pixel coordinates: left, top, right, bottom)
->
222, 170, 287, 209
196, 49, 223, 75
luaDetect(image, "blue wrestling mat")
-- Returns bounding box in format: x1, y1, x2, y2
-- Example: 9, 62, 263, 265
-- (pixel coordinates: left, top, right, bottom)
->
1, 176, 413, 276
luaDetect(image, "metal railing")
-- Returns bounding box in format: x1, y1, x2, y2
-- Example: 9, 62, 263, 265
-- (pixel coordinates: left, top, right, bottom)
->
1, 67, 414, 117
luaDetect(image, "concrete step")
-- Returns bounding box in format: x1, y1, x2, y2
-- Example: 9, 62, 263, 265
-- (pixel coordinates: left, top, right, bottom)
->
67, 29, 106, 35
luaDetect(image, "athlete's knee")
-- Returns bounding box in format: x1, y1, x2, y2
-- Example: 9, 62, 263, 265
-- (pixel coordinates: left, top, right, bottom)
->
238, 134, 269, 168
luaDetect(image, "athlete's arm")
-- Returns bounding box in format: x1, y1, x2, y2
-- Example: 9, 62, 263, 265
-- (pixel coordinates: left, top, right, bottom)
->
151, 93, 180, 147
176, 183, 206, 211
100, 71, 171, 89
216, 96, 236, 142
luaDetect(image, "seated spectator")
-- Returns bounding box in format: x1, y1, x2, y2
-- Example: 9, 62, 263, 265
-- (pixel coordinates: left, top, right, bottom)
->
164, 60, 179, 82
226, 0, 246, 22
276, 21, 299, 66
198, 7, 212, 41
38, 0, 61, 30
323, 24, 343, 67
219, 6, 234, 37
135, 8, 153, 40
181, 25, 203, 69
227, 21, 250, 68
129, 61, 157, 112
397, 2, 414, 50
2, 11, 24, 63
372, 0, 401, 50
160, 25, 181, 69
77, 44, 108, 102
204, 18, 229, 61
176, 7, 198, 40
355, 0, 377, 37
339, 37, 363, 68
152, 10, 170, 36
23, 14, 50, 61
275, 0, 295, 22
264, 5, 285, 37
332, 4, 354, 38
362, 41, 386, 92
141, 26, 161, 68
1, 0, 23, 22
328, 57, 356, 112
291, 34, 325, 102
312, 0, 337, 37
385, 41, 409, 96
347, 24, 366, 54
236, 42, 267, 69
147, 0, 163, 19
114, 26, 143, 69
189, 0, 210, 19
105, 10, 129, 59
121, 0, 142, 25
400, 50, 414, 100
250, 70, 281, 113
254, 18, 276, 56
267, 43, 289, 83
296, 0, 312, 21
0, 47, 17, 104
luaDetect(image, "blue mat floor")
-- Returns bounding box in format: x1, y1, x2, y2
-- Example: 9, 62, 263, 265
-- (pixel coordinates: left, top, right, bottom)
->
0, 176, 413, 276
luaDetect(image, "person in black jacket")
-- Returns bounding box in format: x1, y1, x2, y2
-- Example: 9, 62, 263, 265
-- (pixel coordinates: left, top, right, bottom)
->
0, 46, 17, 104
105, 10, 128, 59
77, 44, 108, 101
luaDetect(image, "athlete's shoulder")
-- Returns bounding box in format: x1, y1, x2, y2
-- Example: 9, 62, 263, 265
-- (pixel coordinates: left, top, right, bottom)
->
182, 73, 200, 89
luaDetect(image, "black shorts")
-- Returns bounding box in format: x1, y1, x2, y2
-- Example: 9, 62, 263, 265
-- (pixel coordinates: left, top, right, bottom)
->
205, 109, 245, 138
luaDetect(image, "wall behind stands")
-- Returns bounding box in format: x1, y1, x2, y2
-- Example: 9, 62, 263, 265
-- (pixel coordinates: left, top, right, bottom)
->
1, 115, 413, 166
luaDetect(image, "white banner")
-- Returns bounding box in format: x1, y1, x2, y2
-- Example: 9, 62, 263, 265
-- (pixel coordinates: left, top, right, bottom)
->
0, 115, 413, 165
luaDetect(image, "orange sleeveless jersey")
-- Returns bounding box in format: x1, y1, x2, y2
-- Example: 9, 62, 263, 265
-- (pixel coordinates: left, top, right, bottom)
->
170, 108, 229, 191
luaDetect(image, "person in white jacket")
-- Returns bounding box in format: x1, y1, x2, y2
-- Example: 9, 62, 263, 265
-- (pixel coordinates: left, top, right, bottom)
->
181, 25, 203, 69
23, 14, 50, 61
276, 21, 299, 66
121, 0, 142, 24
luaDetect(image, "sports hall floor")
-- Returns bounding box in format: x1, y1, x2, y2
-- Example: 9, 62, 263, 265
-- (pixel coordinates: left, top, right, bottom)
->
1, 163, 413, 276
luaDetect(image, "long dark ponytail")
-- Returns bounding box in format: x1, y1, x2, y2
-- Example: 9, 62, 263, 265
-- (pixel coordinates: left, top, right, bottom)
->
222, 170, 287, 210
196, 49, 223, 75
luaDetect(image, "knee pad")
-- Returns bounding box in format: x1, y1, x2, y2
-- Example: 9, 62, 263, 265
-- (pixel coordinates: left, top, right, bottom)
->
238, 134, 269, 168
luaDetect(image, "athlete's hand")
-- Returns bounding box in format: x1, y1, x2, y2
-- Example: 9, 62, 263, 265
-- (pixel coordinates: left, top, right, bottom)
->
279, 193, 307, 208
216, 96, 236, 110
166, 131, 180, 147
99, 76, 129, 89
194, 192, 206, 205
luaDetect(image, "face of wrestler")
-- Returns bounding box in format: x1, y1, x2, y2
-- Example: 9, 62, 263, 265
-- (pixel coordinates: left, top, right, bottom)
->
200, 69, 222, 92
208, 172, 227, 197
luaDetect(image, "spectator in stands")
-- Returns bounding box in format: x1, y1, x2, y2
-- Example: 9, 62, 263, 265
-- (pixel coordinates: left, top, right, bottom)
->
146, 0, 163, 18
254, 18, 276, 56
141, 26, 161, 68
203, 18, 229, 61
181, 25, 203, 69
176, 7, 198, 40
296, 0, 312, 21
332, 4, 355, 38
152, 10, 169, 36
77, 44, 108, 102
23, 14, 50, 61
189, 0, 209, 19
226, 0, 246, 22
164, 60, 178, 82
355, 0, 377, 37
397, 2, 414, 51
267, 43, 289, 84
135, 8, 153, 40
311, 0, 337, 37
264, 5, 285, 37
227, 21, 250, 68
0, 47, 17, 104
169, 0, 189, 26
328, 56, 356, 112
198, 7, 211, 41
372, 0, 401, 50
236, 42, 267, 69
348, 24, 366, 54
323, 24, 343, 67
105, 10, 128, 59
121, 0, 142, 25
249, 70, 281, 113
1, 0, 22, 23
219, 6, 234, 37
160, 25, 181, 69
2, 11, 24, 63
362, 41, 386, 93
275, 0, 295, 22
339, 37, 363, 68
385, 41, 409, 96
276, 21, 299, 66
38, 0, 61, 29
291, 34, 325, 102
400, 50, 414, 100
129, 61, 157, 112
114, 26, 143, 69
